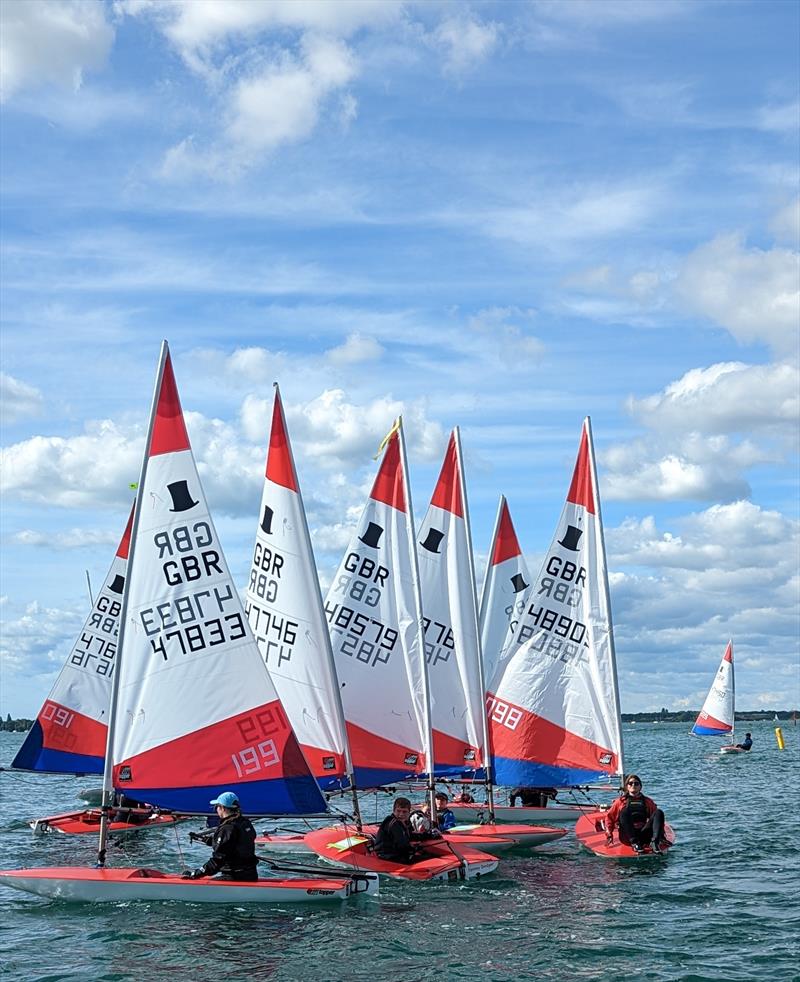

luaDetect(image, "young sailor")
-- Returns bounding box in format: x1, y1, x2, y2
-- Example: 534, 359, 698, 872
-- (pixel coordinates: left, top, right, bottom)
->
182, 791, 258, 881
736, 732, 753, 751
374, 797, 439, 862
434, 792, 457, 831
605, 775, 666, 853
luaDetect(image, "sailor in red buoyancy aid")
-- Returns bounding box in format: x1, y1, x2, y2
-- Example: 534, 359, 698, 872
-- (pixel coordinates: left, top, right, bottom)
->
605, 775, 666, 853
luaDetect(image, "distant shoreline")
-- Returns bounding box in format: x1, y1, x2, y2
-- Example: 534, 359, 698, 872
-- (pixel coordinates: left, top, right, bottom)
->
2, 711, 798, 733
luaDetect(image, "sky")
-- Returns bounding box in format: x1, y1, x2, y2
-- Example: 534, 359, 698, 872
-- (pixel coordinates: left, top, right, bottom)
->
1, 0, 798, 719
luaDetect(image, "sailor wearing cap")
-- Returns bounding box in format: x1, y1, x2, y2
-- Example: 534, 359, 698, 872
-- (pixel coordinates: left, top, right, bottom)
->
182, 791, 258, 881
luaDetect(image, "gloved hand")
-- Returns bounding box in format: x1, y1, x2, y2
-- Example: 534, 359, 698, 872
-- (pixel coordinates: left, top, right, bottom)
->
606, 835, 613, 845
181, 869, 203, 879
429, 828, 443, 838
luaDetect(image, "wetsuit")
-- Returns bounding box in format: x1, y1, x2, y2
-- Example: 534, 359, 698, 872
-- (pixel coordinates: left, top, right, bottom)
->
436, 807, 457, 831
737, 737, 753, 751
196, 813, 258, 881
374, 815, 432, 862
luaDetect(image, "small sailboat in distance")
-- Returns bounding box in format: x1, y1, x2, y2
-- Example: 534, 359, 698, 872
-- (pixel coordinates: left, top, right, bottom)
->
691, 641, 743, 754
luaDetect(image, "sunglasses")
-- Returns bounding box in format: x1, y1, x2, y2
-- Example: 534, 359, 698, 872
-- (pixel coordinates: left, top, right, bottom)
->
626, 780, 642, 786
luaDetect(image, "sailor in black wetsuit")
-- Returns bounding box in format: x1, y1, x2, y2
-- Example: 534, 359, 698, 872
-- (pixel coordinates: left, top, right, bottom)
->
182, 791, 258, 881
374, 796, 439, 862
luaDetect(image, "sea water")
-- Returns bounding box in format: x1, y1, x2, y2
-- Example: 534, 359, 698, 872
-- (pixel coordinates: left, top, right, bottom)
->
1, 722, 797, 982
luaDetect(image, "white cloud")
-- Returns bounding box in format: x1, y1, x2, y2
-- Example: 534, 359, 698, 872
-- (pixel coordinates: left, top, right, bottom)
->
466, 307, 544, 365
0, 600, 83, 678
326, 333, 384, 366
757, 100, 800, 134
673, 233, 800, 356
770, 197, 800, 247
627, 362, 800, 437
0, 0, 114, 103
433, 15, 499, 77
12, 527, 119, 550
1, 373, 44, 424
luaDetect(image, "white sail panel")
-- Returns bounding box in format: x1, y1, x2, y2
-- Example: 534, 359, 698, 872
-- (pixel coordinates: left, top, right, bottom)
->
417, 431, 485, 776
111, 350, 326, 815
324, 425, 428, 787
487, 418, 624, 787
245, 386, 349, 790
479, 495, 531, 691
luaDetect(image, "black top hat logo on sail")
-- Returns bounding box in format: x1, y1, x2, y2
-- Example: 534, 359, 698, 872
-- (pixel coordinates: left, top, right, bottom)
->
510, 572, 529, 593
359, 521, 384, 549
260, 505, 274, 536
108, 574, 126, 595
558, 524, 584, 552
420, 527, 445, 554
166, 480, 199, 513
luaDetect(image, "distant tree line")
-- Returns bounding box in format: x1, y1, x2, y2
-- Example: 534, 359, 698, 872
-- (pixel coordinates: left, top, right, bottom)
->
1, 715, 34, 732
622, 709, 797, 723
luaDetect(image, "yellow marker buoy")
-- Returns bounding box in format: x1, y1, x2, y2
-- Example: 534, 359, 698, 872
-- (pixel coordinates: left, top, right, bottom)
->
775, 727, 785, 750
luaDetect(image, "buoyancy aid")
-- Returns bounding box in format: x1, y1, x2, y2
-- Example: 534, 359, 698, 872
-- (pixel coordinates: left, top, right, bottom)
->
622, 795, 649, 828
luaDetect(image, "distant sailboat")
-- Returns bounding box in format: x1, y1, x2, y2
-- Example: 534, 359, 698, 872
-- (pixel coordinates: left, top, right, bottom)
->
691, 641, 742, 754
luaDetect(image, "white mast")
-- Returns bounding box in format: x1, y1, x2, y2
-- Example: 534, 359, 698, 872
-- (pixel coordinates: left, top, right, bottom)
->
97, 340, 168, 866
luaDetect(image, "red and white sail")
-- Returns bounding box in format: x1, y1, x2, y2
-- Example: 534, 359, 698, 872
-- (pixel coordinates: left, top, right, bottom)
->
11, 505, 134, 775
324, 421, 429, 787
691, 642, 735, 736
487, 418, 624, 787
110, 345, 326, 815
245, 385, 350, 790
479, 495, 531, 690
416, 430, 486, 776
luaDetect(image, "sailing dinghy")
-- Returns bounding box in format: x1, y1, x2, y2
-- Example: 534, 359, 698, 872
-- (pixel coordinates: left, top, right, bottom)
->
0, 343, 377, 904
691, 641, 742, 753
415, 430, 566, 850
485, 419, 625, 826
10, 506, 181, 836
303, 420, 499, 879
575, 812, 676, 859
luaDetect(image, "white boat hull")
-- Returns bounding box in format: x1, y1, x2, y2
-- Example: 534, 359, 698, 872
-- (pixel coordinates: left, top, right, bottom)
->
450, 802, 601, 824
719, 745, 747, 755
0, 867, 378, 904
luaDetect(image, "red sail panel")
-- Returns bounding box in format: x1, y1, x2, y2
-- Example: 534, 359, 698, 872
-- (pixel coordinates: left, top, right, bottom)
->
116, 502, 135, 560
369, 432, 406, 512
566, 424, 596, 515
149, 352, 191, 457
39, 704, 107, 758
491, 499, 522, 565
430, 433, 463, 517
346, 721, 425, 776
265, 389, 298, 491
488, 694, 617, 774
432, 727, 483, 770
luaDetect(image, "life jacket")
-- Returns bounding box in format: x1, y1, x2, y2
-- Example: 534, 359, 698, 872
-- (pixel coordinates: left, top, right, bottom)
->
622, 795, 649, 828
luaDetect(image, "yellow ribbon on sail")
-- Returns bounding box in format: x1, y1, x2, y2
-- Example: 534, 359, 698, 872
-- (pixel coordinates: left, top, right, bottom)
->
373, 417, 402, 460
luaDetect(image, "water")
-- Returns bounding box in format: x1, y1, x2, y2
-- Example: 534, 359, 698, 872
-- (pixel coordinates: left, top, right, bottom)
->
1, 723, 798, 982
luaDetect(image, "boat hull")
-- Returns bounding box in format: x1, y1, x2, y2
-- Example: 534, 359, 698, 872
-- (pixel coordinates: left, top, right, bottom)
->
304, 826, 499, 881
719, 745, 747, 755
575, 813, 676, 859
0, 866, 377, 903
447, 823, 566, 852
256, 832, 312, 854
30, 809, 181, 836
450, 802, 600, 824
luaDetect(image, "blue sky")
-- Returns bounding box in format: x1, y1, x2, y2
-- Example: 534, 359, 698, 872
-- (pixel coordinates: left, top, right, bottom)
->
1, 0, 798, 717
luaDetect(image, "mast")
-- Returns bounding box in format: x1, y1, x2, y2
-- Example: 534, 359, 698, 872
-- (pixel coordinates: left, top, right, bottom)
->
85, 570, 94, 606
454, 428, 495, 818
97, 340, 168, 866
729, 641, 735, 743
272, 382, 362, 829
398, 418, 438, 821
585, 416, 625, 784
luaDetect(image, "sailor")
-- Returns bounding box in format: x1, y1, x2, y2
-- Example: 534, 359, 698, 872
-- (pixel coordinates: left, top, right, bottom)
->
434, 791, 457, 831
182, 791, 258, 881
605, 775, 666, 853
736, 732, 753, 751
509, 787, 557, 808
374, 796, 439, 862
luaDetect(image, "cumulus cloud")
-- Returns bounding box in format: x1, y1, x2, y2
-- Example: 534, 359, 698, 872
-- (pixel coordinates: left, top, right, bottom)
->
1, 373, 45, 424
0, 0, 114, 103
673, 233, 800, 357
627, 362, 800, 438
0, 600, 83, 678
433, 14, 500, 77
326, 333, 384, 366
